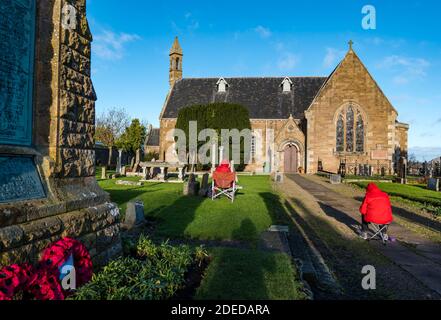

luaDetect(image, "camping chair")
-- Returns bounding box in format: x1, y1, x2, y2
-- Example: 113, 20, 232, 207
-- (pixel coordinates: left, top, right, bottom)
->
212, 172, 238, 202
367, 223, 390, 245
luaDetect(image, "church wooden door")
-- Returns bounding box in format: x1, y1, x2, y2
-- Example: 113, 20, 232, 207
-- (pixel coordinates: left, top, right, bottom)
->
284, 145, 298, 173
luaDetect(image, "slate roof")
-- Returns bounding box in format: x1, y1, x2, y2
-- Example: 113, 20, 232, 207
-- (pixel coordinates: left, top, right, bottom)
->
145, 128, 160, 146
161, 77, 327, 119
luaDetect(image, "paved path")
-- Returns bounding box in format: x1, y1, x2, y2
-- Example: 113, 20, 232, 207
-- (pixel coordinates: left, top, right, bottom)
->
287, 174, 441, 296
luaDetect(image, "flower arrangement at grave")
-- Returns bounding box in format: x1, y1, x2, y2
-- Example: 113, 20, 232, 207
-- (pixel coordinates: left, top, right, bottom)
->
0, 238, 93, 300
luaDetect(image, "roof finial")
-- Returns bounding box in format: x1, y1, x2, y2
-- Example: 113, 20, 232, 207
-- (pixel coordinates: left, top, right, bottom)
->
348, 40, 354, 51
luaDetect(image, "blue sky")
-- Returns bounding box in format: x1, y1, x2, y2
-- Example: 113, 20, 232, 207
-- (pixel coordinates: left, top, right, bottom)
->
87, 0, 441, 160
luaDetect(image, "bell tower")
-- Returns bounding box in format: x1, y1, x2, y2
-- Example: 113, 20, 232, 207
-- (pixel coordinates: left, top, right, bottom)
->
169, 37, 183, 87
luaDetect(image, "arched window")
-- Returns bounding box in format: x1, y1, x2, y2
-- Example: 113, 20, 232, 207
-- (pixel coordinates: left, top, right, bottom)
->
176, 58, 180, 70
335, 103, 365, 153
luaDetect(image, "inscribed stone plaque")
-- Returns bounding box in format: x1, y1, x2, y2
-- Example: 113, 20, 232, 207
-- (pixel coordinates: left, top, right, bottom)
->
0, 156, 45, 203
0, 0, 36, 146
371, 150, 388, 160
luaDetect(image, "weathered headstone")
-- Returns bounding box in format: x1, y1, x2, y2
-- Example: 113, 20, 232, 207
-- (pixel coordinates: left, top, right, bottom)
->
199, 173, 210, 197
274, 172, 284, 183
116, 149, 123, 174
132, 149, 141, 173
101, 166, 107, 180
183, 174, 200, 196
330, 174, 342, 185
121, 166, 127, 176
427, 178, 440, 192
123, 200, 146, 229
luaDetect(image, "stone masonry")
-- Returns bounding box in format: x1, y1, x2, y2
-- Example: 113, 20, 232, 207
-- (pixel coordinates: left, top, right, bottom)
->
0, 0, 121, 268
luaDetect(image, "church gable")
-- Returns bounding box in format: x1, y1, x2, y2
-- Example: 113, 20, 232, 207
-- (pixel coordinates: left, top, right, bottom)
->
307, 48, 397, 116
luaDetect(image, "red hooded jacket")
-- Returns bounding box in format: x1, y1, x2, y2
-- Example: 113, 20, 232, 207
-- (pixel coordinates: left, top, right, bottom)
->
215, 160, 232, 173
359, 183, 393, 224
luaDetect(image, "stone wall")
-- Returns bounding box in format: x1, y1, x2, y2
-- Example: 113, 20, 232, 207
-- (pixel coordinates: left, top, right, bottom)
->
159, 117, 307, 173
0, 0, 121, 268
305, 49, 403, 174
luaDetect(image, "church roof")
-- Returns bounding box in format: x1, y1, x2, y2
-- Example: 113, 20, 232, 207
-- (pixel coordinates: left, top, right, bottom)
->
161, 77, 327, 119
145, 128, 160, 146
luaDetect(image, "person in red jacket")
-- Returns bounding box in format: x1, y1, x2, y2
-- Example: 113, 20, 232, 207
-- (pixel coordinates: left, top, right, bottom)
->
359, 183, 393, 239
215, 160, 232, 173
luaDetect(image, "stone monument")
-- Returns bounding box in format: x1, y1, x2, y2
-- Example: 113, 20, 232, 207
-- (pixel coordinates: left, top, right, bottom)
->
427, 178, 440, 192
183, 174, 200, 196
122, 200, 146, 229
116, 149, 123, 174
0, 0, 121, 268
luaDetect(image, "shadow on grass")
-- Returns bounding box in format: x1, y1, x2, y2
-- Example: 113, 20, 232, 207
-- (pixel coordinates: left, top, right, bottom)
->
259, 192, 291, 226
195, 219, 276, 299
153, 194, 205, 239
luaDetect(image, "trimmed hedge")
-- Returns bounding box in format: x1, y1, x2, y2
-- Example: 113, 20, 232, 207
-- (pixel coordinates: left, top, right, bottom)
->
175, 103, 251, 170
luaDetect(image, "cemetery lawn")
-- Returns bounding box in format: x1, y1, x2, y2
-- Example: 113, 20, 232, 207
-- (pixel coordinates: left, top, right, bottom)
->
352, 181, 441, 208
99, 175, 289, 243
98, 175, 307, 300
195, 247, 307, 300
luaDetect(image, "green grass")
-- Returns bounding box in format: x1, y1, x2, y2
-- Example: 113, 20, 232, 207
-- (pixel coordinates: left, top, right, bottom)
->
195, 247, 307, 300
344, 175, 395, 181
352, 181, 441, 207
98, 175, 307, 300
99, 176, 287, 243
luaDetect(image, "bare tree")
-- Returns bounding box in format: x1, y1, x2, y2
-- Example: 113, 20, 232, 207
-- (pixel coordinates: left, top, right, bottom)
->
95, 107, 130, 166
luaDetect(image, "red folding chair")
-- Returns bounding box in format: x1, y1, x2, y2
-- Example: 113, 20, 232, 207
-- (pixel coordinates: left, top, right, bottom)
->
212, 172, 237, 202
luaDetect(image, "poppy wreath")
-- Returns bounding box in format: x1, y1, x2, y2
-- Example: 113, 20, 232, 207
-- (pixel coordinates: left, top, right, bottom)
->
38, 237, 93, 295
0, 238, 93, 300
0, 264, 33, 301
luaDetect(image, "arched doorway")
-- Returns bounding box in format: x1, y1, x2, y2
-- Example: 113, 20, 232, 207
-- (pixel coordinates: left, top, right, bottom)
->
284, 144, 299, 173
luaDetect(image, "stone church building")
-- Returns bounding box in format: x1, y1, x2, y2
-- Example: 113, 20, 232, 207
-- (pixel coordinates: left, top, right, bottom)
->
159, 38, 409, 175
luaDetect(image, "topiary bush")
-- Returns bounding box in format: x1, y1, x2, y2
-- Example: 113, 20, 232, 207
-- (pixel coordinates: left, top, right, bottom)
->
175, 103, 252, 171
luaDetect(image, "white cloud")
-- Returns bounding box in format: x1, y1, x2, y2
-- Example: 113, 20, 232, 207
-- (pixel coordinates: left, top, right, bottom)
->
93, 30, 140, 60
278, 52, 299, 71
377, 55, 430, 85
172, 12, 200, 35
254, 25, 272, 39
323, 47, 345, 68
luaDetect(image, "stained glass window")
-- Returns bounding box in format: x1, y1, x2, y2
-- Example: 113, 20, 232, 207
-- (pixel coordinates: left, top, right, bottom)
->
336, 114, 344, 152
356, 114, 364, 152
346, 106, 354, 152
336, 104, 365, 154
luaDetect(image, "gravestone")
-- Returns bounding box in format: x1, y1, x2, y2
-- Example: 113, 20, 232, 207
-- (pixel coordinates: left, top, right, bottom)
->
121, 166, 127, 176
330, 174, 342, 185
132, 149, 141, 173
199, 173, 210, 197
183, 174, 200, 196
116, 149, 122, 174
427, 178, 440, 192
123, 200, 146, 229
101, 166, 107, 180
274, 172, 284, 183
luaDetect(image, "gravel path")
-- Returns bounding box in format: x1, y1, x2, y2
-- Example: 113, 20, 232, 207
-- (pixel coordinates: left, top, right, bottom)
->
275, 175, 441, 300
